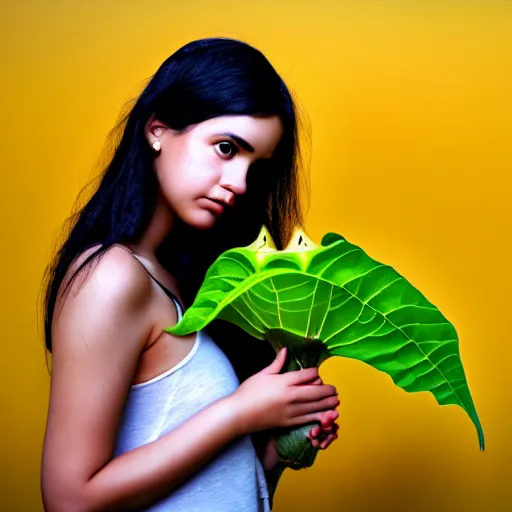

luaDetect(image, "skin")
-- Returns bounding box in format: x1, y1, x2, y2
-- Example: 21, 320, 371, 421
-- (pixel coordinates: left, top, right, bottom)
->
42, 115, 339, 512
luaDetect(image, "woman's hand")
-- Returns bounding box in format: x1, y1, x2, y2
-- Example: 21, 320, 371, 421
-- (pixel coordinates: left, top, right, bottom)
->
308, 409, 339, 449
259, 402, 340, 471
307, 376, 340, 449
254, 370, 340, 471
229, 347, 339, 435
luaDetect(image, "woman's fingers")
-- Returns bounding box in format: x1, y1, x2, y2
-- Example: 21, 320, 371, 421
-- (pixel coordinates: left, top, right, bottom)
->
309, 419, 339, 439
317, 409, 338, 427
288, 409, 339, 428
291, 395, 340, 416
310, 425, 321, 438
307, 408, 340, 450
284, 367, 319, 385
292, 384, 337, 403
263, 347, 288, 374
319, 433, 337, 449
309, 424, 340, 449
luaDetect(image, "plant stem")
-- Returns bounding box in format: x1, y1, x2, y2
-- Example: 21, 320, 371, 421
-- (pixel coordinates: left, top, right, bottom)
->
263, 329, 330, 499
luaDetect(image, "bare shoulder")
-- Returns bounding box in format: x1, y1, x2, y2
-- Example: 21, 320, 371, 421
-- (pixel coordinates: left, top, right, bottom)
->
53, 245, 154, 352
61, 244, 151, 302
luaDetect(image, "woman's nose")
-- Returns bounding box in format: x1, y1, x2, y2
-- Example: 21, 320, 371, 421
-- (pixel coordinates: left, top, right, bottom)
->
219, 162, 249, 197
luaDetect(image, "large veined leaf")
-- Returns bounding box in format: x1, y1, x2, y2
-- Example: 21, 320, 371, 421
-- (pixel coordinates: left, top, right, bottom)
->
166, 226, 484, 453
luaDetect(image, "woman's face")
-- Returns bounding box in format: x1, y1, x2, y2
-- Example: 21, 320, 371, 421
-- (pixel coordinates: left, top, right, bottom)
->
147, 115, 283, 230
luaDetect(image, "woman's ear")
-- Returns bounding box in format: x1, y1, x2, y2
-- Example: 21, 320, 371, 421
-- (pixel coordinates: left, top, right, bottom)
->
145, 114, 168, 147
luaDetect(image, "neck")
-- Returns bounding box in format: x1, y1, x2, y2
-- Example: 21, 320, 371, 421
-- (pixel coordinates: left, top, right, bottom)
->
131, 192, 174, 260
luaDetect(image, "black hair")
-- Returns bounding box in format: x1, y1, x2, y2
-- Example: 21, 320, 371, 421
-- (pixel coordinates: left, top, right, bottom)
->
41, 37, 307, 376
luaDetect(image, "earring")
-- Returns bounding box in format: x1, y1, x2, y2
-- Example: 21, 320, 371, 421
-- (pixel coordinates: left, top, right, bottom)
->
152, 140, 161, 152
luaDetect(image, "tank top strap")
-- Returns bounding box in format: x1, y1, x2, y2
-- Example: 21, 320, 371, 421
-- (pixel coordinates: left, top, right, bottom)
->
113, 244, 184, 319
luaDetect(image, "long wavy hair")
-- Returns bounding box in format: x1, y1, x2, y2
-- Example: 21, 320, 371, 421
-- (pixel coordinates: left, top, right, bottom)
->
41, 38, 308, 377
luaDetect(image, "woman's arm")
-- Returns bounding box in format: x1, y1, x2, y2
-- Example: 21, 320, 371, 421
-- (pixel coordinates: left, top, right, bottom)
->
42, 247, 339, 512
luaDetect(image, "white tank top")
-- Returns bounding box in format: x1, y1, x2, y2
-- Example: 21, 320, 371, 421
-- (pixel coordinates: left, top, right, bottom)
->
113, 297, 270, 511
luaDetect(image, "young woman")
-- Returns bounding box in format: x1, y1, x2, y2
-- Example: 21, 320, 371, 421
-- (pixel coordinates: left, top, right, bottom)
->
41, 38, 340, 512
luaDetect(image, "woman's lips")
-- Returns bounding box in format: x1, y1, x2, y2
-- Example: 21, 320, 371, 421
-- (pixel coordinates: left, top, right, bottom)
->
203, 197, 225, 215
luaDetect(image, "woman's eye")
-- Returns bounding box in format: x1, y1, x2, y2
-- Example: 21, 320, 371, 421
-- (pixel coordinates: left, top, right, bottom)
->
215, 141, 238, 158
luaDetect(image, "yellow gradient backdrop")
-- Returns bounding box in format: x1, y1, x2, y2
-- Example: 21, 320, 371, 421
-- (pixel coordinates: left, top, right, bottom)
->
1, 1, 510, 510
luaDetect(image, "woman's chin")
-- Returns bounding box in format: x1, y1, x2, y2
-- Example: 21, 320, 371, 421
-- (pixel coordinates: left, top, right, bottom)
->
182, 208, 219, 230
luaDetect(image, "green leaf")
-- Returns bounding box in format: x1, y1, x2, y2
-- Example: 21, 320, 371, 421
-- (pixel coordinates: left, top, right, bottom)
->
166, 226, 484, 451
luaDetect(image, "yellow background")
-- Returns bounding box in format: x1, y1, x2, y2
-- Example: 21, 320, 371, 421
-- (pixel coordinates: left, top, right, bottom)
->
1, 1, 510, 510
